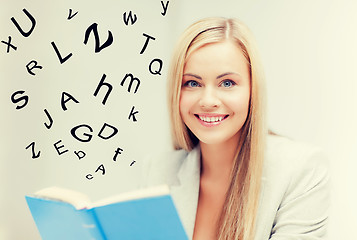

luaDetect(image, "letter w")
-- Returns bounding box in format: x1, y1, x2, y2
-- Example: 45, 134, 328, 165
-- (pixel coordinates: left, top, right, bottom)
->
123, 11, 137, 25
83, 23, 113, 53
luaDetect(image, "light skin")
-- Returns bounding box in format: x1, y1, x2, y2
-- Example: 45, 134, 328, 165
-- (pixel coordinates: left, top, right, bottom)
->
179, 40, 251, 240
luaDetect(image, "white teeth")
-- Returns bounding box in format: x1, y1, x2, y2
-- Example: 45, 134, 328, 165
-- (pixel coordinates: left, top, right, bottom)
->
199, 116, 224, 123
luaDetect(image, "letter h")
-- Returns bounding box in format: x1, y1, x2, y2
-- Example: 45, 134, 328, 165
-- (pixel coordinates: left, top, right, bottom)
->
94, 74, 112, 105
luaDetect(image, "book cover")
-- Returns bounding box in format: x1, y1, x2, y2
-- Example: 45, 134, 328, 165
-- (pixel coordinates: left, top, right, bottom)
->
25, 185, 188, 240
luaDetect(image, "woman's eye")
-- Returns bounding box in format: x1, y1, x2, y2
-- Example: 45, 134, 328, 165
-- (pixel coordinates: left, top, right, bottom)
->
220, 80, 236, 88
184, 80, 200, 87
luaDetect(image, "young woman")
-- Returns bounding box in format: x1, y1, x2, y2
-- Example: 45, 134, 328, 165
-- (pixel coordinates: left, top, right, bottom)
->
141, 17, 329, 240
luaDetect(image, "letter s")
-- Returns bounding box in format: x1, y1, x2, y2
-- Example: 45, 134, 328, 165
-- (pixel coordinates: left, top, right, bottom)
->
11, 90, 29, 110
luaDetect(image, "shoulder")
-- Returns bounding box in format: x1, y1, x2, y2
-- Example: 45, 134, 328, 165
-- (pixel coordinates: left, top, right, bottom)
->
264, 134, 330, 197
257, 134, 330, 238
265, 134, 329, 176
139, 147, 194, 188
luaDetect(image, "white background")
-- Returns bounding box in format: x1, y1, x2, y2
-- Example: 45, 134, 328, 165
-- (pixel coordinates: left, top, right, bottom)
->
1, 0, 356, 239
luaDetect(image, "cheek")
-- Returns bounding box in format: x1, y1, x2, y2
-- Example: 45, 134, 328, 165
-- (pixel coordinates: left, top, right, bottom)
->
179, 91, 194, 115
226, 91, 250, 115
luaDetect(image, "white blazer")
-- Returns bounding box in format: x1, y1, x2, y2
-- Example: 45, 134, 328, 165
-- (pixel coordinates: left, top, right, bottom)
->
140, 135, 330, 239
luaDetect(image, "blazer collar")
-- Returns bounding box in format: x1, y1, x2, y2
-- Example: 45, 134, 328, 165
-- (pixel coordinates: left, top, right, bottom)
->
171, 146, 201, 239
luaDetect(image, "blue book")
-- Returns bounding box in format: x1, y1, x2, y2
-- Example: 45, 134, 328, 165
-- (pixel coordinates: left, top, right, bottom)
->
25, 185, 188, 240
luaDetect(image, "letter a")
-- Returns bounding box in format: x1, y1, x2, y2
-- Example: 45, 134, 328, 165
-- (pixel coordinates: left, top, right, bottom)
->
61, 92, 79, 111
95, 164, 106, 175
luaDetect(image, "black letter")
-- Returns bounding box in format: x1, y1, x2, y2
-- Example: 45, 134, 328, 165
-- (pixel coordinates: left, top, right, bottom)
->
54, 140, 69, 155
84, 23, 113, 53
123, 11, 137, 25
74, 150, 86, 160
86, 174, 93, 180
68, 9, 78, 20
11, 8, 36, 37
149, 58, 163, 75
61, 92, 79, 111
140, 33, 155, 54
44, 109, 53, 129
71, 124, 93, 142
161, 1, 169, 16
94, 74, 112, 105
1, 36, 17, 53
11, 90, 29, 110
113, 147, 124, 161
95, 164, 105, 175
128, 106, 139, 122
26, 60, 43, 75
25, 142, 40, 159
120, 73, 140, 93
51, 42, 73, 64
98, 123, 118, 140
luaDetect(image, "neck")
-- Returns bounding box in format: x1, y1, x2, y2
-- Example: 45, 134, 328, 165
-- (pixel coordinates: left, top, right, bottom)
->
199, 136, 239, 181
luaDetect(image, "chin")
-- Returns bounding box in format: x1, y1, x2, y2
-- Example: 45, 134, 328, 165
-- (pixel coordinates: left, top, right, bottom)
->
196, 136, 230, 146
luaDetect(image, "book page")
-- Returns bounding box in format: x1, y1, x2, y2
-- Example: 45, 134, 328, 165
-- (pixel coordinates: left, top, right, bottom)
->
90, 185, 170, 208
33, 187, 92, 210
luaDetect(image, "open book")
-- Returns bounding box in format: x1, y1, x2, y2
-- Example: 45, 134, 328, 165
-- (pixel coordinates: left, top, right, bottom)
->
25, 185, 188, 240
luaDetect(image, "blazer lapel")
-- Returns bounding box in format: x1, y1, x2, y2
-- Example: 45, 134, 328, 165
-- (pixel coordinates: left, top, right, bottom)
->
171, 146, 201, 239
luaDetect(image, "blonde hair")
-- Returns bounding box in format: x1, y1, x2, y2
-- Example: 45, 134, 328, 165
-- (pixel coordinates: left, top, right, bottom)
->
167, 17, 267, 240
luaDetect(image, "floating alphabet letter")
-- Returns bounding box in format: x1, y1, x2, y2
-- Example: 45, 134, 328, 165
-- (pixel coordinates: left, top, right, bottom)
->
120, 73, 140, 93
140, 33, 155, 54
61, 92, 80, 111
11, 90, 29, 110
11, 8, 36, 37
43, 109, 53, 129
25, 142, 40, 159
71, 123, 118, 142
95, 164, 106, 175
123, 11, 137, 25
113, 147, 124, 161
128, 106, 139, 122
51, 42, 73, 64
84, 23, 113, 53
67, 9, 78, 20
93, 74, 113, 105
26, 60, 43, 75
161, 1, 169, 16
86, 164, 106, 180
1, 36, 17, 53
71, 124, 93, 142
53, 140, 69, 155
149, 58, 163, 75
74, 150, 86, 160
97, 123, 118, 140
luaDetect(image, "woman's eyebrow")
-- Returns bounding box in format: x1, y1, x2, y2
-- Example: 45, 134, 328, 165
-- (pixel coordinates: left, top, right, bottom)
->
216, 72, 241, 79
183, 73, 202, 80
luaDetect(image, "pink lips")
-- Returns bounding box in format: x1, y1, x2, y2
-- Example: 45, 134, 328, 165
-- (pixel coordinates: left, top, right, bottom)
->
194, 114, 229, 127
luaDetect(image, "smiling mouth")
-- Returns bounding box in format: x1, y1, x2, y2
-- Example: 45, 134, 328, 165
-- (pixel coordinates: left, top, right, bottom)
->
194, 114, 229, 123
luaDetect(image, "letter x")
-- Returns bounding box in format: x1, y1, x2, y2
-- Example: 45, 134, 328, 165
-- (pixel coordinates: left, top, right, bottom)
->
1, 36, 17, 53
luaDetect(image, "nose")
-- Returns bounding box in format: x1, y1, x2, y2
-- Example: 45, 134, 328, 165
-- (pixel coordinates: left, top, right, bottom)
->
199, 86, 220, 109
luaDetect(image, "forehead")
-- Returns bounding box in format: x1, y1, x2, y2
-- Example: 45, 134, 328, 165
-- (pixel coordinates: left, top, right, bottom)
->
184, 40, 250, 78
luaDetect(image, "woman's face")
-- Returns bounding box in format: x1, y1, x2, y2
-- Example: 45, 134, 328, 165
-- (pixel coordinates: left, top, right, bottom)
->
180, 40, 251, 146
